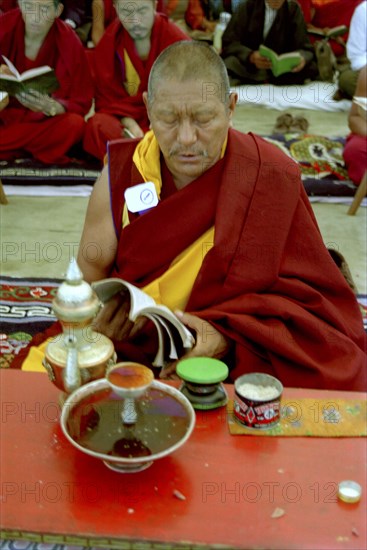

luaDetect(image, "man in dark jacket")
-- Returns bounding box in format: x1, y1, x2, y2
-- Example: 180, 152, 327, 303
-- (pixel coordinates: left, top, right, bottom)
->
221, 0, 318, 85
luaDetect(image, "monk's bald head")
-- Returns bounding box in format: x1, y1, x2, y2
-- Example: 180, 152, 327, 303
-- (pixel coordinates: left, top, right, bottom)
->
147, 41, 231, 107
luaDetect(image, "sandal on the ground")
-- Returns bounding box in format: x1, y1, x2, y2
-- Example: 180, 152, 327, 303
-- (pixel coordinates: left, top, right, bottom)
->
289, 115, 309, 134
273, 112, 293, 134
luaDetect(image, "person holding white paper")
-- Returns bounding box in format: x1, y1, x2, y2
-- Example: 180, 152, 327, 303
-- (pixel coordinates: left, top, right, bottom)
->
338, 1, 367, 100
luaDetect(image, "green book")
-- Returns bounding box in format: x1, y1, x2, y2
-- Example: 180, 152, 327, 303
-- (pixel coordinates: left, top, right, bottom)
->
0, 55, 59, 96
259, 45, 302, 77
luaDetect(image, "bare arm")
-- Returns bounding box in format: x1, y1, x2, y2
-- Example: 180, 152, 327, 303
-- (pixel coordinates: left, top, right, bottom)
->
91, 0, 105, 46
348, 65, 367, 137
77, 166, 118, 283
0, 92, 9, 111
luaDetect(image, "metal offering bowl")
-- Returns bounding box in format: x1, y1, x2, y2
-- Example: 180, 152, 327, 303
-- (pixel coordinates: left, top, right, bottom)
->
60, 378, 196, 473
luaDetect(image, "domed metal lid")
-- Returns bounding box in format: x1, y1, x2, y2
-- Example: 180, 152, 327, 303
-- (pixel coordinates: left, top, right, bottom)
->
52, 258, 100, 322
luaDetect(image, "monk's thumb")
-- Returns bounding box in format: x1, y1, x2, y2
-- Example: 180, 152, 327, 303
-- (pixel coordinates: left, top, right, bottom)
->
174, 310, 196, 328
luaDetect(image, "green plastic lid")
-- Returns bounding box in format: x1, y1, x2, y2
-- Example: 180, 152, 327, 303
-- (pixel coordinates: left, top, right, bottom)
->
176, 357, 229, 385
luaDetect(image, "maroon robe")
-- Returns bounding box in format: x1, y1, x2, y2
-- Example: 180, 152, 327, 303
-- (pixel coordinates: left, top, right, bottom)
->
83, 14, 189, 161
106, 130, 367, 391
343, 133, 367, 185
102, 0, 117, 27
0, 9, 94, 163
0, 0, 17, 13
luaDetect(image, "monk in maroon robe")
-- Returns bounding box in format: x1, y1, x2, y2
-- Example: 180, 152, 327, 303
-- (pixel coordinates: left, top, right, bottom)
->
78, 41, 366, 392
0, 3, 94, 164
296, 0, 362, 57
83, 0, 189, 162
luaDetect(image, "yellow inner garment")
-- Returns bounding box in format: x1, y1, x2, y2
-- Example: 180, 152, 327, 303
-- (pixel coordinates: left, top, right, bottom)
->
123, 50, 141, 96
123, 130, 219, 311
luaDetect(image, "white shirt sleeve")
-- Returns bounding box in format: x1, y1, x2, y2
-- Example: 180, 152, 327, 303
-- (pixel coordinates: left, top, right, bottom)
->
346, 1, 367, 71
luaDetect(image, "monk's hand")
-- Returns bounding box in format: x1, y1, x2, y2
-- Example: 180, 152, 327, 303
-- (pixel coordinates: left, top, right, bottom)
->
291, 56, 306, 73
202, 18, 216, 33
0, 92, 9, 111
15, 89, 64, 116
249, 51, 272, 70
159, 311, 231, 380
92, 291, 146, 342
0, 64, 14, 76
121, 117, 145, 139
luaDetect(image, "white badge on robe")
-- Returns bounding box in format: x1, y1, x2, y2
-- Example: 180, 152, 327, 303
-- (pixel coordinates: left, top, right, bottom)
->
124, 182, 159, 213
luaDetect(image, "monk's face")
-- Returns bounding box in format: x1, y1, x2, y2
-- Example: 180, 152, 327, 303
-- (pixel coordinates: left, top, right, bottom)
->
265, 0, 286, 9
144, 79, 237, 188
19, 0, 62, 35
114, 0, 155, 40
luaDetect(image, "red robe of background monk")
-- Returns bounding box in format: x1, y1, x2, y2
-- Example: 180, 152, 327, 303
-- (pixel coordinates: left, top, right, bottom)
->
83, 0, 189, 162
0, 6, 93, 164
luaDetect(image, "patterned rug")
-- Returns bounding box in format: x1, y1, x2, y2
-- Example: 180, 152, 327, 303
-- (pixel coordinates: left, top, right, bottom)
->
1, 277, 366, 369
0, 155, 100, 186
263, 134, 358, 198
0, 277, 60, 368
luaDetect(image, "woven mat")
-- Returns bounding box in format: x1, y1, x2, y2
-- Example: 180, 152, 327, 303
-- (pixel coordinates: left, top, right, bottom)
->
1, 277, 366, 369
228, 398, 367, 437
0, 276, 59, 368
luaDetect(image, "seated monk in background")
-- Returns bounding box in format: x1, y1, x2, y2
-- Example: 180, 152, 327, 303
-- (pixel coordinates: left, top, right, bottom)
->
221, 0, 318, 86
91, 0, 166, 46
343, 65, 367, 186
83, 0, 189, 162
0, 1, 94, 164
296, 0, 361, 58
77, 41, 366, 391
185, 0, 226, 33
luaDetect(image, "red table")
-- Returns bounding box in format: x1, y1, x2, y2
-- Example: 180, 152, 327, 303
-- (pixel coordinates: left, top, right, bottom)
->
1, 370, 366, 549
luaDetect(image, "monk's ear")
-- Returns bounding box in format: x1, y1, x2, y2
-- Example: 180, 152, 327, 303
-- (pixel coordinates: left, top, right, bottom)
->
142, 91, 149, 112
228, 91, 237, 119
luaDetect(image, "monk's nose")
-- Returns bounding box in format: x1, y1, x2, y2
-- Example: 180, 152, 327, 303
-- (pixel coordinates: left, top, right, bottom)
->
177, 120, 197, 146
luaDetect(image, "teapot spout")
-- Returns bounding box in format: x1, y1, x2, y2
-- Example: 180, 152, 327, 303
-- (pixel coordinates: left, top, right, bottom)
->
63, 344, 81, 394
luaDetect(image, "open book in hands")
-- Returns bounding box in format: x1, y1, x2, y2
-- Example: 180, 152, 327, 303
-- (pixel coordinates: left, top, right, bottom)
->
0, 56, 59, 96
307, 25, 347, 40
92, 278, 195, 368
259, 45, 302, 77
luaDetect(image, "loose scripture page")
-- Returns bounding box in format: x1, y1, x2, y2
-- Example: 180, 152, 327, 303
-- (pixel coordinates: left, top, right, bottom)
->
138, 303, 195, 349
2, 56, 21, 80
92, 278, 156, 313
2, 56, 53, 81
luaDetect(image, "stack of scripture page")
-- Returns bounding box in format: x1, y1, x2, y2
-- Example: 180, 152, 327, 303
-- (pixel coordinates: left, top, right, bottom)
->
92, 278, 195, 368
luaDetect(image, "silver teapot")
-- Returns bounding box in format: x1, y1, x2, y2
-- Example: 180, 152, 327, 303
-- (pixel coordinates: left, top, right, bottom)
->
43, 259, 116, 394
